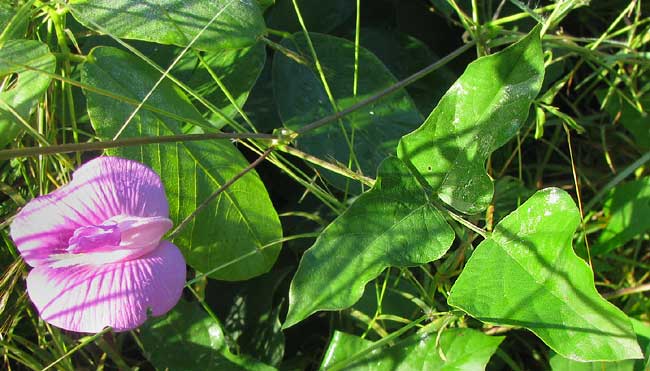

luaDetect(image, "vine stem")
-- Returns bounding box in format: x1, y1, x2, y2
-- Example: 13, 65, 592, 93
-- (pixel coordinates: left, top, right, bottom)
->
0, 132, 275, 160
168, 148, 274, 239
603, 283, 650, 299
296, 40, 475, 135
42, 327, 113, 371
0, 40, 476, 160
278, 145, 375, 187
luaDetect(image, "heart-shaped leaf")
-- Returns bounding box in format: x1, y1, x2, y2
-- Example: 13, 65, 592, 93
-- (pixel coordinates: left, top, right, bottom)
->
321, 328, 503, 370
284, 157, 454, 328
398, 26, 544, 214
0, 39, 55, 148
82, 47, 282, 281
69, 0, 265, 52
273, 32, 423, 191
448, 188, 643, 361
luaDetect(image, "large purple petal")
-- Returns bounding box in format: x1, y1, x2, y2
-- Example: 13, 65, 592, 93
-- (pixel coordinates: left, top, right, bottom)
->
26, 241, 185, 333
11, 157, 169, 267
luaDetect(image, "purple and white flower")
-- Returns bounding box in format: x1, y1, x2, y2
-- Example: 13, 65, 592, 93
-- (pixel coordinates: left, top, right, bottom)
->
11, 156, 186, 333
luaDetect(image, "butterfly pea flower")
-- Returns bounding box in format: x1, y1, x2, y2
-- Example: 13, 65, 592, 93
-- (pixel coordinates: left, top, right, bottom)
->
10, 157, 186, 333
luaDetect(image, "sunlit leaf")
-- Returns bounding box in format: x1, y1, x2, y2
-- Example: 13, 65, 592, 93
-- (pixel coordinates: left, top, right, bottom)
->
549, 352, 635, 371
448, 188, 643, 361
69, 0, 266, 52
321, 328, 503, 370
398, 26, 544, 214
83, 46, 282, 280
0, 40, 55, 148
284, 157, 454, 328
273, 32, 422, 191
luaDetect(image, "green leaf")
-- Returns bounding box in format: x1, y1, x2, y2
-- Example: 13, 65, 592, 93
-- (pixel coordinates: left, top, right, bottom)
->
320, 328, 503, 370
602, 92, 650, 148
549, 352, 635, 371
284, 157, 454, 328
0, 39, 56, 148
207, 268, 289, 366
266, 0, 354, 34
358, 27, 457, 116
448, 188, 643, 361
0, 1, 29, 43
69, 0, 265, 52
549, 319, 650, 371
353, 272, 422, 331
593, 177, 650, 255
398, 26, 544, 214
140, 300, 276, 371
175, 41, 266, 127
273, 32, 423, 191
82, 46, 282, 281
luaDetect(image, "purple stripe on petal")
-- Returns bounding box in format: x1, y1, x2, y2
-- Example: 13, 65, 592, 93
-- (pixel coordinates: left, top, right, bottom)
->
11, 157, 169, 267
26, 241, 185, 333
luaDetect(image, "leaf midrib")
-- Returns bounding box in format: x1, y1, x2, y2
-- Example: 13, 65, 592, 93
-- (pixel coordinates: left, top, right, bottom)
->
89, 57, 267, 253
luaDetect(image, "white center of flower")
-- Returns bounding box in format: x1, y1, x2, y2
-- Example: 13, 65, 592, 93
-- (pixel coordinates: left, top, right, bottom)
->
51, 215, 172, 267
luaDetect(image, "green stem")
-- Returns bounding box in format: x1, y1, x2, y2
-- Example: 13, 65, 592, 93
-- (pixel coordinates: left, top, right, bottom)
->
0, 132, 274, 160
42, 328, 112, 371
324, 315, 428, 371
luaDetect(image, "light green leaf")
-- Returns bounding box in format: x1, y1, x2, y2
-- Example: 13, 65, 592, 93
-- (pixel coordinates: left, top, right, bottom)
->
82, 46, 282, 281
69, 0, 265, 52
320, 328, 503, 370
398, 26, 544, 214
273, 32, 423, 191
140, 300, 276, 371
0, 39, 55, 148
448, 188, 643, 361
549, 352, 635, 371
284, 157, 454, 328
549, 319, 650, 371
594, 177, 650, 255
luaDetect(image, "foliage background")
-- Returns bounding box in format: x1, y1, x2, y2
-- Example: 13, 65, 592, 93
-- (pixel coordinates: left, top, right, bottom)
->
1, 0, 650, 370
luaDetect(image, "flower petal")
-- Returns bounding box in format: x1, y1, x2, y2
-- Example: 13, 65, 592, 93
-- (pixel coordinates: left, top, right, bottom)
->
11, 156, 169, 267
26, 241, 185, 333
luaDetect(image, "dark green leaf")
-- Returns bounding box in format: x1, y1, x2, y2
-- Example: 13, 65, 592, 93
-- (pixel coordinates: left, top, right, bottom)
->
140, 300, 275, 371
173, 41, 267, 127
69, 0, 265, 52
321, 328, 503, 370
358, 28, 457, 116
208, 268, 289, 366
0, 40, 55, 148
594, 177, 650, 255
448, 188, 643, 361
266, 0, 354, 34
273, 32, 422, 191
398, 26, 544, 214
83, 47, 282, 280
284, 157, 454, 328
